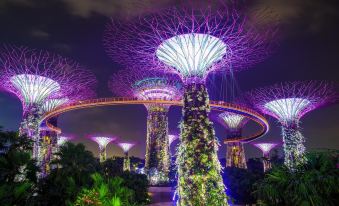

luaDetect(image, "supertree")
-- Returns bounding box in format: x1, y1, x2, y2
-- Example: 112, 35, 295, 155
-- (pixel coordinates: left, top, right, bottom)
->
0, 45, 96, 176
104, 2, 277, 204
253, 143, 278, 172
117, 142, 135, 171
109, 68, 182, 185
90, 136, 115, 162
57, 135, 73, 146
248, 81, 338, 170
218, 112, 249, 169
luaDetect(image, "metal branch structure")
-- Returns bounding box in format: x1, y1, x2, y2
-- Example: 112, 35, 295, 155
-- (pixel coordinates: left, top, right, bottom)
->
248, 81, 338, 170
109, 68, 182, 185
0, 45, 97, 177
253, 143, 278, 172
90, 136, 116, 162
104, 3, 277, 205
219, 112, 249, 169
117, 142, 135, 171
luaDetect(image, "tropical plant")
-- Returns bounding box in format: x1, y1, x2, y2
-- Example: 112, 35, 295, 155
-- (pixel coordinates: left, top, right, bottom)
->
74, 173, 135, 206
0, 129, 38, 206
255, 150, 339, 206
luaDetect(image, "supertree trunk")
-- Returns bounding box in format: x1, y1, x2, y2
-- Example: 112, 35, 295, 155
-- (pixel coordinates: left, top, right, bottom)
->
177, 83, 228, 206
281, 122, 306, 170
123, 152, 131, 172
145, 105, 171, 185
99, 147, 107, 163
226, 142, 247, 169
262, 153, 272, 172
39, 118, 58, 177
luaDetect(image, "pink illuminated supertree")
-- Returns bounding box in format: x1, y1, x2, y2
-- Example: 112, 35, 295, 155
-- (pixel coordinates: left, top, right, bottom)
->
218, 112, 249, 169
0, 45, 96, 177
109, 68, 182, 185
248, 81, 338, 170
104, 2, 277, 204
253, 143, 278, 172
90, 136, 116, 162
117, 142, 135, 171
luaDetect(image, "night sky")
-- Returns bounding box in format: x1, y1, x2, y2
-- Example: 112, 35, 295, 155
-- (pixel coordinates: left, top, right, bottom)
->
0, 0, 338, 160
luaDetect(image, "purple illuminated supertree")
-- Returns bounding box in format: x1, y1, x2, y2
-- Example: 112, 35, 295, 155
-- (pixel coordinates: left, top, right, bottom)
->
104, 3, 276, 204
57, 135, 73, 146
0, 45, 96, 177
117, 142, 135, 171
109, 68, 182, 184
248, 81, 338, 170
253, 143, 278, 172
218, 112, 249, 169
90, 136, 115, 162
168, 134, 178, 146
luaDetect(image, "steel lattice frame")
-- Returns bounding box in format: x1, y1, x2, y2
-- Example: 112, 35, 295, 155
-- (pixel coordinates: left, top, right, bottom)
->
0, 45, 97, 177
104, 3, 277, 204
248, 81, 338, 170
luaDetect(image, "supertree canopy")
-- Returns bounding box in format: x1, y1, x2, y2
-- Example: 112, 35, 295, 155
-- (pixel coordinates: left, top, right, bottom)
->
168, 134, 178, 146
104, 2, 276, 205
109, 68, 182, 185
91, 136, 115, 162
248, 81, 338, 170
219, 112, 249, 169
117, 142, 135, 171
253, 142, 278, 172
57, 136, 73, 146
0, 45, 97, 177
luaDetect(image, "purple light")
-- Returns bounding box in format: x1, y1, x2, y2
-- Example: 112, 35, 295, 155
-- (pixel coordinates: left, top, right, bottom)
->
0, 45, 97, 113
117, 142, 135, 153
104, 5, 277, 83
91, 136, 115, 149
218, 112, 248, 129
57, 136, 73, 146
248, 81, 338, 124
253, 143, 278, 155
109, 69, 182, 101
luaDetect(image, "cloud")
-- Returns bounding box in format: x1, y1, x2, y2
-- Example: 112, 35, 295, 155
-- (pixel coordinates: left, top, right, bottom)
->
29, 29, 50, 40
61, 0, 172, 18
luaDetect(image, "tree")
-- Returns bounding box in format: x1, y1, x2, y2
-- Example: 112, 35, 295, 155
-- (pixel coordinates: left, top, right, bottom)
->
0, 129, 38, 206
32, 142, 100, 205
255, 150, 339, 206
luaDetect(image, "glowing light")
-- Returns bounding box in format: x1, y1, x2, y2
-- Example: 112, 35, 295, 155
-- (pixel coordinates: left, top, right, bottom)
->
118, 143, 135, 152
265, 98, 310, 122
253, 143, 278, 155
91, 136, 114, 149
168, 135, 178, 145
156, 33, 227, 78
41, 98, 68, 113
57, 136, 72, 146
10, 74, 60, 106
134, 77, 180, 100
219, 112, 247, 129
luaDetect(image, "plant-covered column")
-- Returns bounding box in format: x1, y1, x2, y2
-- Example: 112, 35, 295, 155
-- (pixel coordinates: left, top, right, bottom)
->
226, 142, 247, 169
123, 152, 131, 171
177, 83, 228, 205
145, 104, 171, 185
281, 123, 306, 169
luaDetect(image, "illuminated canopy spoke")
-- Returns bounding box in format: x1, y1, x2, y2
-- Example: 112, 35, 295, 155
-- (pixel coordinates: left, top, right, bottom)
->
265, 98, 310, 122
41, 98, 69, 113
57, 136, 72, 146
168, 134, 178, 145
254, 143, 278, 155
10, 74, 60, 106
156, 33, 227, 78
91, 136, 114, 149
118, 143, 135, 153
219, 112, 247, 129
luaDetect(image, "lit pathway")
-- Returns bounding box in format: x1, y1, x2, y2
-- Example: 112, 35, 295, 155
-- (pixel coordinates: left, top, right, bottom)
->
148, 187, 174, 206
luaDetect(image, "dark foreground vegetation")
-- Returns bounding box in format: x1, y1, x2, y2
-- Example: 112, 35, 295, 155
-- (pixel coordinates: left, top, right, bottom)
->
1, 128, 338, 206
0, 129, 149, 206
